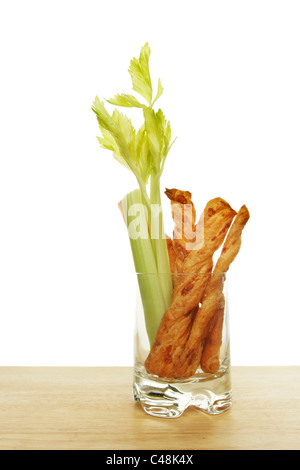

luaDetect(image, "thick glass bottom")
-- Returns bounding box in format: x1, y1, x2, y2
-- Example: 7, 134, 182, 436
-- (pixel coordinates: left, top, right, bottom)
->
133, 363, 232, 418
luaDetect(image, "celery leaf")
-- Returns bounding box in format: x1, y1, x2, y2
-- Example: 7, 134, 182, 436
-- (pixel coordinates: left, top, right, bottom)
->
143, 107, 163, 170
92, 97, 136, 173
96, 128, 131, 171
106, 94, 145, 108
136, 125, 151, 184
152, 78, 164, 106
129, 43, 152, 105
112, 109, 136, 159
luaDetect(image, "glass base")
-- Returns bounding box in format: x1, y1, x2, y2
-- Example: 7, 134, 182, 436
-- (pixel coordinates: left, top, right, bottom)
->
133, 363, 232, 418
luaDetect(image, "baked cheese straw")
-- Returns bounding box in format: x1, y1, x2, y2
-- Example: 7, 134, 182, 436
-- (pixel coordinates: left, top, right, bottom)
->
165, 188, 197, 276
165, 189, 201, 338
144, 198, 236, 378
166, 236, 177, 282
175, 205, 250, 378
200, 294, 225, 373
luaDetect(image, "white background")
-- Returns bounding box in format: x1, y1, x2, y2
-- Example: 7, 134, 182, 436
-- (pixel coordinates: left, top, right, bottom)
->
0, 0, 299, 366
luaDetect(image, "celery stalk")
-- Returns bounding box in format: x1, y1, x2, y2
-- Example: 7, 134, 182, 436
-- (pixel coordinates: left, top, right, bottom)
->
149, 173, 173, 310
122, 189, 168, 345
92, 43, 176, 344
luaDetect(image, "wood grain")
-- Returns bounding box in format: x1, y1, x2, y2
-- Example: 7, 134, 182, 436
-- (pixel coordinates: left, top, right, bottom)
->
0, 366, 299, 450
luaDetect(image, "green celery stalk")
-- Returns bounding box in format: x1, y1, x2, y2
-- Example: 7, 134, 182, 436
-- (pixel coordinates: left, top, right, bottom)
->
149, 173, 173, 310
122, 189, 167, 345
92, 43, 176, 344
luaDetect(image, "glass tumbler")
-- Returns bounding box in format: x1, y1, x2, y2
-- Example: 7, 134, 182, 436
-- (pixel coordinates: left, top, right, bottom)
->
133, 271, 232, 418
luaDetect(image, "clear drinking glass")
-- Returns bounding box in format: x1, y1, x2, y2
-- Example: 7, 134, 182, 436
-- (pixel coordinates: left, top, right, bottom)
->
133, 272, 231, 418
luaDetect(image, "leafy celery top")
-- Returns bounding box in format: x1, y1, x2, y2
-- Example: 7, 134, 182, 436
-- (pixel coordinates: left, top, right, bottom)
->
92, 43, 176, 345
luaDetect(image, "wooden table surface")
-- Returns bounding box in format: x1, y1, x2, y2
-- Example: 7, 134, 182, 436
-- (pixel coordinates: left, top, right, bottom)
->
0, 366, 299, 450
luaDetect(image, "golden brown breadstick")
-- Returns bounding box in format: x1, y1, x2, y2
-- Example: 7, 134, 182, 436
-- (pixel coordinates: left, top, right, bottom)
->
175, 205, 250, 378
165, 188, 197, 271
200, 294, 225, 373
144, 198, 237, 378
166, 236, 177, 282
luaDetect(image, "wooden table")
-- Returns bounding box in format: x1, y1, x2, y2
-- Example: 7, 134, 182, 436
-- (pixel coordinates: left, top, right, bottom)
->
0, 366, 299, 450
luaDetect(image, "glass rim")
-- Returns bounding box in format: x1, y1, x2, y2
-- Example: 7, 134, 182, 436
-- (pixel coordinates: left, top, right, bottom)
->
135, 271, 228, 275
